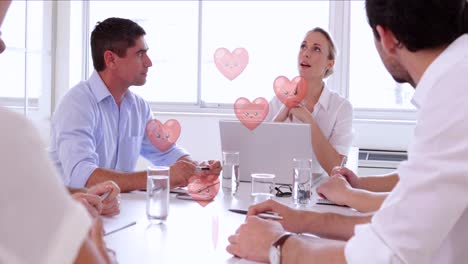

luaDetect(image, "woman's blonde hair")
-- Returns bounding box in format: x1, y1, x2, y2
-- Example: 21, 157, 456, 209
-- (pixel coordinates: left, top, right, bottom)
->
307, 27, 337, 78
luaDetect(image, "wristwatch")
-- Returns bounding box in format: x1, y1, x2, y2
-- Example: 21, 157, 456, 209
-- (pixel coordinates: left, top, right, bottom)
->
269, 232, 293, 264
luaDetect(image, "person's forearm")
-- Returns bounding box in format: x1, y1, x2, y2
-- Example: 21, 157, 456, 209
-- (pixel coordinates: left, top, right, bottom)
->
347, 189, 389, 213
273, 114, 286, 122
308, 119, 342, 175
358, 172, 399, 192
298, 211, 372, 241
282, 235, 347, 264
177, 155, 193, 162
273, 106, 289, 122
85, 168, 146, 193
75, 237, 109, 264
67, 186, 89, 194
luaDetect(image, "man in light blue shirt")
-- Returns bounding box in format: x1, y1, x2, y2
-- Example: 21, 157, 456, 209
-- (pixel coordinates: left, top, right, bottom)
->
49, 17, 219, 192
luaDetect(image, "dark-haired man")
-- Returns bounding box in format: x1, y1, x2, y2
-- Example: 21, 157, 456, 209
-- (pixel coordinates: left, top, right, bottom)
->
50, 17, 220, 192
227, 0, 468, 263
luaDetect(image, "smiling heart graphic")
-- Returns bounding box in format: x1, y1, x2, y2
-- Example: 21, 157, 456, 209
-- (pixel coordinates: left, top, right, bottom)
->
214, 48, 249, 81
273, 76, 308, 108
234, 97, 269, 131
146, 119, 181, 152
187, 174, 220, 207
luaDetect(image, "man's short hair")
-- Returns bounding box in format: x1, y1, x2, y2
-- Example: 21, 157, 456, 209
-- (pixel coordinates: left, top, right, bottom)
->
366, 0, 468, 52
90, 17, 146, 71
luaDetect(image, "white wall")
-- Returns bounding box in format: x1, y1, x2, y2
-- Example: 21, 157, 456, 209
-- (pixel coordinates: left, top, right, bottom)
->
353, 119, 415, 151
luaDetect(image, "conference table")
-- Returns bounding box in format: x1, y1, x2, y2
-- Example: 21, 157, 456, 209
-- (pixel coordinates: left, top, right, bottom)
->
103, 148, 361, 264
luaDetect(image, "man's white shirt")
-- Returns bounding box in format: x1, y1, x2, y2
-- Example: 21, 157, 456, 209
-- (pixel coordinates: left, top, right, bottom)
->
345, 34, 468, 263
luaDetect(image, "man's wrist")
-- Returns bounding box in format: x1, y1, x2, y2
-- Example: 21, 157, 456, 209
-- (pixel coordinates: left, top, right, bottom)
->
296, 210, 310, 232
177, 154, 192, 162
269, 232, 294, 264
349, 176, 362, 189
281, 235, 299, 264
302, 210, 325, 234
347, 188, 363, 208
67, 186, 90, 194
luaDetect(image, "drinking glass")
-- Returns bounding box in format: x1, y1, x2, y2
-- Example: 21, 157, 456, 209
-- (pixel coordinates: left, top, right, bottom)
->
292, 158, 312, 206
222, 151, 240, 195
251, 173, 275, 203
147, 166, 170, 224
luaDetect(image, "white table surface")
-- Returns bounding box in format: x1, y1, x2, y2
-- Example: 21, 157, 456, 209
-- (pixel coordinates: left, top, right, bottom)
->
103, 148, 360, 263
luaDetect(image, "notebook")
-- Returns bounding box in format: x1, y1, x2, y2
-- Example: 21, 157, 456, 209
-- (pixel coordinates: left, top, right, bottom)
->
219, 120, 319, 185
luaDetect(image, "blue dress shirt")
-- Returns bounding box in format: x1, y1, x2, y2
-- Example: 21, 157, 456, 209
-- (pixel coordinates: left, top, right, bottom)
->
49, 71, 189, 187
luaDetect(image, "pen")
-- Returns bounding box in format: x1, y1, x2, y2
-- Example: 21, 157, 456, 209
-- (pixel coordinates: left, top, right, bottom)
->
316, 198, 349, 207
340, 156, 348, 168
176, 193, 195, 201
104, 221, 137, 236
170, 187, 188, 194
195, 166, 210, 173
228, 209, 283, 220
100, 191, 111, 200
196, 181, 220, 193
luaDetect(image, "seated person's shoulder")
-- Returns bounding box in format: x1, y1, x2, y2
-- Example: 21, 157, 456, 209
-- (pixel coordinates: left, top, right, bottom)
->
128, 91, 151, 111
328, 90, 353, 110
62, 82, 96, 105
0, 107, 38, 140
130, 91, 148, 104
0, 107, 34, 129
54, 83, 99, 118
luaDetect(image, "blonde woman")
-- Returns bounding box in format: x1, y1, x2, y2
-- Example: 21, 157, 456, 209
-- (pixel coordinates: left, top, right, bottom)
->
267, 27, 353, 175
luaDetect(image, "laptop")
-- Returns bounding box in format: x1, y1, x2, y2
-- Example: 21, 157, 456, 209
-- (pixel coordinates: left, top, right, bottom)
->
219, 120, 319, 185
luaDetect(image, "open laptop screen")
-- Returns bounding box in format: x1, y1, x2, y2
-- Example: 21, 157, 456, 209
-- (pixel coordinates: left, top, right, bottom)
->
219, 120, 318, 185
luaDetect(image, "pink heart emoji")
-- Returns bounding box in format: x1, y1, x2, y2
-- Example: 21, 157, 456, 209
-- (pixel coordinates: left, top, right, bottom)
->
146, 119, 181, 152
234, 97, 269, 131
214, 48, 249, 81
187, 175, 220, 207
273, 76, 308, 108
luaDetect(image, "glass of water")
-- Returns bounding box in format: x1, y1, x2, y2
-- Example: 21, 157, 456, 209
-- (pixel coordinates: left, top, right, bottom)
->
147, 166, 170, 224
222, 151, 240, 195
292, 158, 312, 206
251, 173, 275, 203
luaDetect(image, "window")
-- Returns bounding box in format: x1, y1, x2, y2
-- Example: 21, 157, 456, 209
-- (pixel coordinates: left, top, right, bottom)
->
86, 1, 329, 107
78, 0, 417, 130
0, 1, 52, 120
200, 1, 329, 105
349, 1, 415, 111
88, 1, 199, 104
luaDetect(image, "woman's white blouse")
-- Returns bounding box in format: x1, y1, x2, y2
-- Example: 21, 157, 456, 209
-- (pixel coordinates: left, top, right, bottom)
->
266, 84, 354, 156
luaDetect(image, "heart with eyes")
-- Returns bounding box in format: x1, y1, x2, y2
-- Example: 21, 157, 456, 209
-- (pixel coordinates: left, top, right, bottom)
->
234, 97, 269, 131
273, 76, 308, 108
146, 119, 181, 152
214, 48, 249, 81
187, 174, 220, 207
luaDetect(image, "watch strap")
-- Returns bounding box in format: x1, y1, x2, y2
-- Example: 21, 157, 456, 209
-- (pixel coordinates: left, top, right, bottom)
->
272, 232, 293, 264
272, 232, 293, 248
